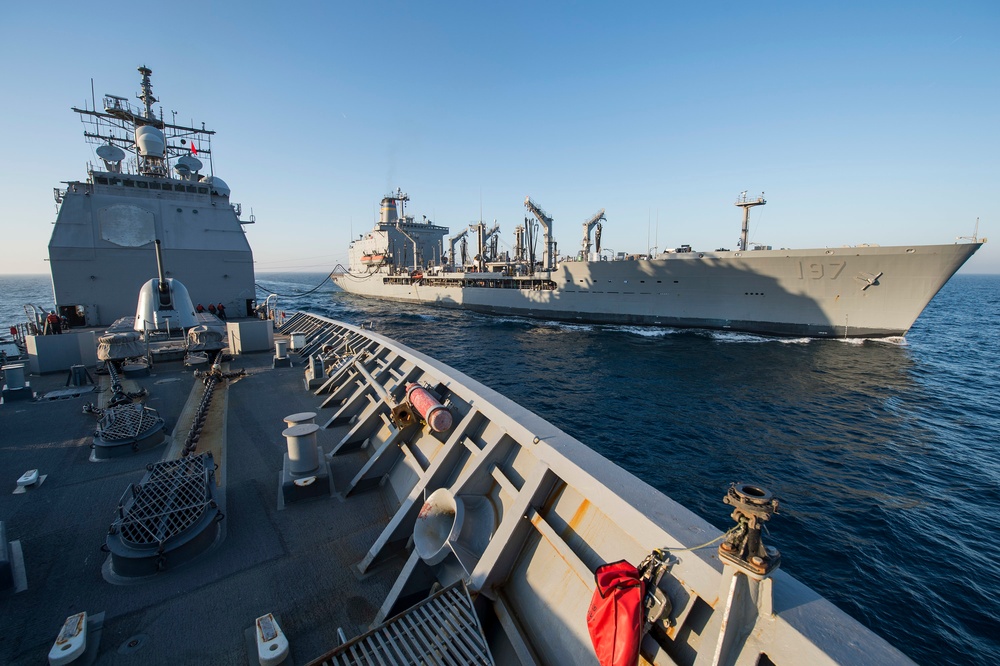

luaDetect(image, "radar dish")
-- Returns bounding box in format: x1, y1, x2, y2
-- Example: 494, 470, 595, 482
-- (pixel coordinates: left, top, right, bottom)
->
176, 155, 203, 173
174, 163, 192, 176
97, 144, 126, 163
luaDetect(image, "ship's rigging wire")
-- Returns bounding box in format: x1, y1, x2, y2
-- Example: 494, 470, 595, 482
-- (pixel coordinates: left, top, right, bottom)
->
254, 273, 333, 298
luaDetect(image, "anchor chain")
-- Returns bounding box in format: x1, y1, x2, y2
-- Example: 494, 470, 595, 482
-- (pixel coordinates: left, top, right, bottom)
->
83, 360, 148, 417
181, 352, 245, 457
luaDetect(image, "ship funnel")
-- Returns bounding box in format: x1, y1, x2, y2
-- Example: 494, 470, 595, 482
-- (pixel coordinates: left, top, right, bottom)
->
379, 197, 399, 225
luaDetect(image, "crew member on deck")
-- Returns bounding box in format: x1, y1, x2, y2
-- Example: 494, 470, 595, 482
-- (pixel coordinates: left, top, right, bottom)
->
216, 303, 226, 320
196, 304, 205, 313
46, 310, 62, 334
208, 303, 217, 315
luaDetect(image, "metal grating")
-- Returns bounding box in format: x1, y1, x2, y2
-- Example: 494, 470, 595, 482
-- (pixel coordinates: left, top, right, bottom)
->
115, 454, 215, 547
97, 403, 163, 442
311, 581, 494, 666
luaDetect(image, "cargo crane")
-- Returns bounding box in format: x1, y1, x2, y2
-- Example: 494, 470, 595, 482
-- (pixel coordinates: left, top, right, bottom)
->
395, 222, 420, 273
471, 221, 500, 271
524, 197, 556, 271
513, 224, 526, 262
448, 228, 468, 269
581, 208, 606, 261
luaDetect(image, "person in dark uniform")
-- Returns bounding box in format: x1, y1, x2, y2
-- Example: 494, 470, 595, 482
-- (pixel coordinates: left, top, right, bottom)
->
216, 303, 227, 320
196, 304, 205, 313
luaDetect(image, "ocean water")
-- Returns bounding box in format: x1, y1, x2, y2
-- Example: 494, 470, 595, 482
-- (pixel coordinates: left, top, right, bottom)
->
4, 271, 999, 665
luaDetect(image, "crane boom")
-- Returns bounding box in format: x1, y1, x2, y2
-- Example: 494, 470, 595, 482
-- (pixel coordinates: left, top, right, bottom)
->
524, 196, 556, 271
448, 229, 468, 269
581, 208, 606, 260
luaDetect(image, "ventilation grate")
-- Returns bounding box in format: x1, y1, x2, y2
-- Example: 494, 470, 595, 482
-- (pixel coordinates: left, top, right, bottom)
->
97, 403, 164, 442
310, 581, 494, 666
115, 454, 215, 547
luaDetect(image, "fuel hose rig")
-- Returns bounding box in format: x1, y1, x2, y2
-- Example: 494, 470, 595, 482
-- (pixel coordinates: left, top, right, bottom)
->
181, 351, 246, 457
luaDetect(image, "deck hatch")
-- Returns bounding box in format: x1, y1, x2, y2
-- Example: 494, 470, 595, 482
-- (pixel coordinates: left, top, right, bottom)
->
117, 455, 215, 546
105, 453, 222, 577
96, 403, 163, 442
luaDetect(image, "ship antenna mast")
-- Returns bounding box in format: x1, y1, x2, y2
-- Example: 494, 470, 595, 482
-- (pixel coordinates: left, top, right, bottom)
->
137, 66, 157, 120
735, 191, 766, 251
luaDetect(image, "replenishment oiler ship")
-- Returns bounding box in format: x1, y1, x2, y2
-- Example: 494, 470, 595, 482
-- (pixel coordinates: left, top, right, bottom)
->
335, 190, 984, 338
47, 66, 256, 328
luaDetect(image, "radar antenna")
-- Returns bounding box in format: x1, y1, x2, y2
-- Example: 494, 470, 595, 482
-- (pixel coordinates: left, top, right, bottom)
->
137, 66, 157, 120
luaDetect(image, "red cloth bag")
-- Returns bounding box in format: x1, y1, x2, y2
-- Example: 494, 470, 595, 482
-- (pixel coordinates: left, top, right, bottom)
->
587, 560, 645, 666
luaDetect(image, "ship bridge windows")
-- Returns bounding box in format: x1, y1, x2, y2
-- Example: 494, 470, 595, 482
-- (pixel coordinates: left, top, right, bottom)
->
149, 182, 161, 190
136, 181, 148, 189
123, 180, 134, 187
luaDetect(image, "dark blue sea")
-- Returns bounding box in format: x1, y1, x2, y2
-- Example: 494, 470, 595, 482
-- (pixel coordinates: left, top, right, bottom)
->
3, 272, 998, 665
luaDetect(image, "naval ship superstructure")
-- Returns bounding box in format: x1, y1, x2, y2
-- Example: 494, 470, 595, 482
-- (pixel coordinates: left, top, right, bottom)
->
48, 66, 256, 327
336, 191, 984, 338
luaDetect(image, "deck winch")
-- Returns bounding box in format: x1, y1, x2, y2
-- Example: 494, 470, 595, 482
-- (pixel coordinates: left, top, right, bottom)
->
718, 482, 781, 576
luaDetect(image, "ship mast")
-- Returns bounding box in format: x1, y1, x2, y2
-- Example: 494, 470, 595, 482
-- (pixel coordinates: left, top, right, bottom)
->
137, 66, 156, 120
735, 191, 766, 251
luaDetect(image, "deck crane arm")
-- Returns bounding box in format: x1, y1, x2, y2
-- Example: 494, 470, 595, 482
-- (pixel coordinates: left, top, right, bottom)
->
581, 208, 606, 260
524, 197, 556, 271
448, 229, 468, 268
395, 222, 420, 273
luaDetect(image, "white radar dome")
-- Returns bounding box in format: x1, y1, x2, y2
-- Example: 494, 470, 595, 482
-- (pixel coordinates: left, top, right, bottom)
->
135, 125, 165, 157
200, 176, 231, 197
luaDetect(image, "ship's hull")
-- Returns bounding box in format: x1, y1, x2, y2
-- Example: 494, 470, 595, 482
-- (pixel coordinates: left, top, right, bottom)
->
336, 242, 982, 337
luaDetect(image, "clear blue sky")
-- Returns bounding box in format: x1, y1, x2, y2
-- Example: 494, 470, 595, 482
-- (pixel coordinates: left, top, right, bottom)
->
2, 1, 997, 274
